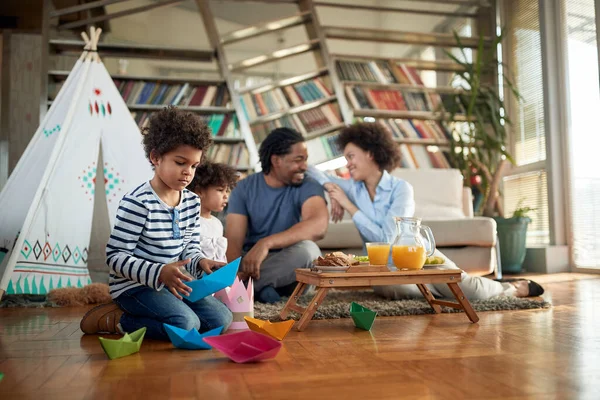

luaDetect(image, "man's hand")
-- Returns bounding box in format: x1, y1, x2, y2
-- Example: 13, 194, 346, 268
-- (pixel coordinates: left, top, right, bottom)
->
241, 239, 270, 280
325, 183, 354, 212
198, 258, 226, 276
159, 259, 193, 300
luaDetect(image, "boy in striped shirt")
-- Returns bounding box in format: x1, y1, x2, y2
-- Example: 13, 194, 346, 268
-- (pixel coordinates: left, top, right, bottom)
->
80, 106, 233, 340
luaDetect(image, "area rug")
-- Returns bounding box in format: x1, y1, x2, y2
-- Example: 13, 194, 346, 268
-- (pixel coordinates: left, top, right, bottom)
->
1, 291, 551, 320
254, 290, 551, 321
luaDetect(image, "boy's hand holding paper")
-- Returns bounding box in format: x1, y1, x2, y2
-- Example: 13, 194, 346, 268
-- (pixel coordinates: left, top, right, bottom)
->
198, 258, 226, 275
183, 257, 241, 302
159, 259, 193, 300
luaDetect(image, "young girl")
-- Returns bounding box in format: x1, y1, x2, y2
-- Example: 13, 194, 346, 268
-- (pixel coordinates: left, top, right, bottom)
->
189, 162, 239, 263
80, 106, 233, 340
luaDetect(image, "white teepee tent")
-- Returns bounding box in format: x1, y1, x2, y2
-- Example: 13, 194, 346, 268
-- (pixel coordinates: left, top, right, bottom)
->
0, 28, 152, 297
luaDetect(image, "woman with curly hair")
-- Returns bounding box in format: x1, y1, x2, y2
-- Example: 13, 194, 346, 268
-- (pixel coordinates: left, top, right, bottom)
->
80, 106, 232, 340
308, 122, 543, 300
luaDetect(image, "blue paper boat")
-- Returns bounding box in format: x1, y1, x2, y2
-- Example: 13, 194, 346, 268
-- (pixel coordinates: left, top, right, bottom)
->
184, 257, 241, 302
163, 324, 224, 350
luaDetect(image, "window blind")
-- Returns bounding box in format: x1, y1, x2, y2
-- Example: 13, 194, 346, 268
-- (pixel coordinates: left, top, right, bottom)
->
503, 171, 549, 246
509, 0, 546, 165
504, 0, 549, 246
564, 0, 600, 268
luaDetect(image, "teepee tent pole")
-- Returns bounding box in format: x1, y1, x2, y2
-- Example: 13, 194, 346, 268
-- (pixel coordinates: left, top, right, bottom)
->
0, 29, 99, 298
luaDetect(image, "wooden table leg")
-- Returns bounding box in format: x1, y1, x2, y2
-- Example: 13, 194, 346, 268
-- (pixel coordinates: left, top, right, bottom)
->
417, 283, 441, 314
447, 282, 479, 323
296, 287, 329, 332
279, 282, 307, 320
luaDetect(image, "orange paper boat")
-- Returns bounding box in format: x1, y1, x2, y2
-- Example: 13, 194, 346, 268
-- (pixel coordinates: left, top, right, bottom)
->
244, 317, 295, 341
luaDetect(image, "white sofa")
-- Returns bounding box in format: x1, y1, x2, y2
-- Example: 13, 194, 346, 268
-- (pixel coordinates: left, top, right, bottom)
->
317, 168, 499, 276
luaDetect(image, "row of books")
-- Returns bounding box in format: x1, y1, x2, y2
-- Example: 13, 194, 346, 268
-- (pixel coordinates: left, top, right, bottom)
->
206, 143, 250, 167
250, 104, 342, 144
336, 59, 423, 86
239, 78, 332, 120
379, 118, 451, 142
397, 144, 451, 169
346, 85, 446, 113
131, 112, 240, 139
305, 133, 343, 165
113, 80, 231, 108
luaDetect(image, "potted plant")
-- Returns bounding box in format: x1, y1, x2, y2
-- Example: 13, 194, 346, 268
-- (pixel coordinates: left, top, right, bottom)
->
442, 31, 532, 273
442, 31, 520, 217
495, 201, 536, 273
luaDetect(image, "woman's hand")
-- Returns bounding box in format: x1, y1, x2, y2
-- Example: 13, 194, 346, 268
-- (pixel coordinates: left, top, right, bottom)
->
326, 183, 358, 215
159, 259, 193, 300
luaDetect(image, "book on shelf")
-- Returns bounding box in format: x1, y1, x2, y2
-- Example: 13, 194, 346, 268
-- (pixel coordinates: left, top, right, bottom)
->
239, 77, 332, 120
113, 80, 230, 107
305, 133, 343, 166
250, 103, 342, 145
49, 78, 231, 108
350, 117, 452, 169
131, 112, 240, 139
336, 59, 471, 115
207, 143, 250, 167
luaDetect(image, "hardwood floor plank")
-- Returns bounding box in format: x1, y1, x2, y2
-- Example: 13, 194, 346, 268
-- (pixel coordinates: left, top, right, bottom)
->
0, 272, 599, 399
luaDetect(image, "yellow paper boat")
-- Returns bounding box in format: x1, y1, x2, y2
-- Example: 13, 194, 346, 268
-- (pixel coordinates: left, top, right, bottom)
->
244, 317, 295, 341
99, 327, 146, 360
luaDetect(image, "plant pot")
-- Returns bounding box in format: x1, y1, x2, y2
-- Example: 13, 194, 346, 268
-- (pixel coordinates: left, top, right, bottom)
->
494, 217, 531, 273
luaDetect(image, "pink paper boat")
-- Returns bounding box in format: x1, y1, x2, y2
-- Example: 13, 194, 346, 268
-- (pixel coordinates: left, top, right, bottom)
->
202, 330, 282, 363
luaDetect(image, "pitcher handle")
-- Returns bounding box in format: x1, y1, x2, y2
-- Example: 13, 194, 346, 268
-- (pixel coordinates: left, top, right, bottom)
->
420, 225, 436, 257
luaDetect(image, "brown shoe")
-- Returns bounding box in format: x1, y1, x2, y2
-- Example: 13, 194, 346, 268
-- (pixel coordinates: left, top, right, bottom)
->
80, 302, 124, 334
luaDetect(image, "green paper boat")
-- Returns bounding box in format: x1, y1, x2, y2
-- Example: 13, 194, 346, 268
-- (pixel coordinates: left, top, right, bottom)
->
350, 302, 377, 331
99, 327, 146, 360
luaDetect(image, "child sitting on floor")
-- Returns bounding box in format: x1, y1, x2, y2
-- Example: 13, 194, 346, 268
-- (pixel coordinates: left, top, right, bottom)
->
80, 106, 233, 340
189, 162, 239, 263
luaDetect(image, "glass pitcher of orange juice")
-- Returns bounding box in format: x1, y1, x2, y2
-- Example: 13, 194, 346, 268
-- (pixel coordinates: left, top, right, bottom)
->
392, 217, 436, 270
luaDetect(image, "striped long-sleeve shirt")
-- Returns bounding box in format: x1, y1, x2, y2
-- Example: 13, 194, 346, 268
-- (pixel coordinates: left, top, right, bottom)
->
107, 181, 206, 298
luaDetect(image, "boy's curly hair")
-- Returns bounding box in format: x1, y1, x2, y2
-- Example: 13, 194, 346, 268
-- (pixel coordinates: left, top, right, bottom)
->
336, 122, 402, 172
190, 162, 239, 193
142, 106, 213, 165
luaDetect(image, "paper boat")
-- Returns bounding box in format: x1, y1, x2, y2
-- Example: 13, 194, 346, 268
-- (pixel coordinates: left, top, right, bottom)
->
244, 317, 294, 341
184, 257, 241, 302
163, 324, 223, 350
350, 302, 377, 331
99, 327, 146, 360
203, 330, 282, 363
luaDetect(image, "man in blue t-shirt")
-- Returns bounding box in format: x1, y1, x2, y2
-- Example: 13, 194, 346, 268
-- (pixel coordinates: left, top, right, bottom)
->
226, 128, 329, 303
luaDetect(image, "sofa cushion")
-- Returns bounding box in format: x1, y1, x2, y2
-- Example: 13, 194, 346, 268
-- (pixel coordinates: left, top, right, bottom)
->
437, 246, 496, 276
391, 168, 466, 219
319, 217, 496, 249
317, 220, 362, 249
424, 217, 497, 247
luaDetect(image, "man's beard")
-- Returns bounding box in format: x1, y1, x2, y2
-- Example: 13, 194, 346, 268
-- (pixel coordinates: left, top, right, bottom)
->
289, 171, 306, 186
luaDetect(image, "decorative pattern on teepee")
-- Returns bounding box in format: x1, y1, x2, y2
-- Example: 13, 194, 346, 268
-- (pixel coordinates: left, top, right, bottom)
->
89, 88, 112, 118
43, 124, 61, 138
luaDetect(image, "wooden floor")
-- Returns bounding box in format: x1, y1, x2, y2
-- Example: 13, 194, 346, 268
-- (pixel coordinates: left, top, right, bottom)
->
1, 273, 600, 400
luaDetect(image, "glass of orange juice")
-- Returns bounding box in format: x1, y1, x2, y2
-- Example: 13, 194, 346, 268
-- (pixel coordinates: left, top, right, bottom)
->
366, 242, 391, 265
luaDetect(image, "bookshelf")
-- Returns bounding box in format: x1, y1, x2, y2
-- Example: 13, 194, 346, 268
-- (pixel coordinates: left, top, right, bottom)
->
194, 0, 353, 168
43, 11, 251, 171
311, 0, 496, 170
41, 0, 498, 172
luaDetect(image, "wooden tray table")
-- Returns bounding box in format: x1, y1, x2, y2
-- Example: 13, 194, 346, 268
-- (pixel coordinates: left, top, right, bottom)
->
279, 265, 479, 331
